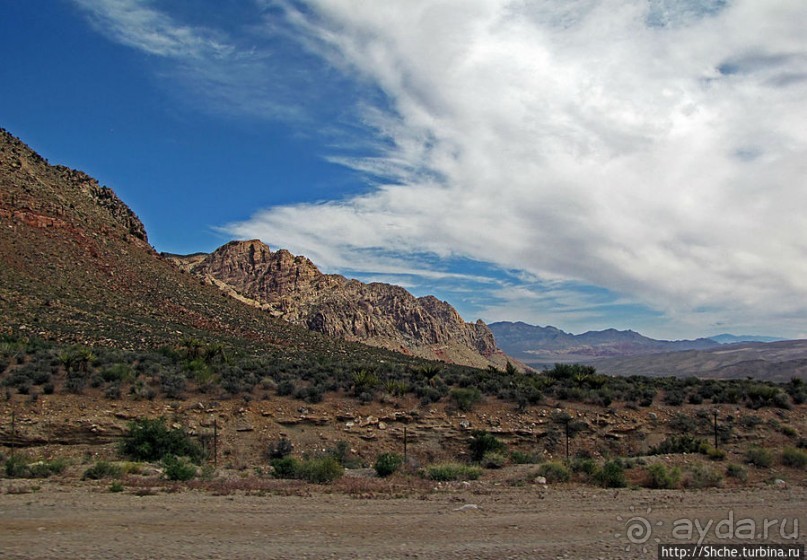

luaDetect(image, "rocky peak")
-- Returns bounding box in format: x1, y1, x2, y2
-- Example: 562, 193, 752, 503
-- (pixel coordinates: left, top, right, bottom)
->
172, 240, 509, 369
0, 128, 148, 244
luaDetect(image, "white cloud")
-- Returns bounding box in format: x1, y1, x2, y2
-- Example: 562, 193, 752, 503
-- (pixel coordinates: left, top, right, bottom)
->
226, 0, 807, 338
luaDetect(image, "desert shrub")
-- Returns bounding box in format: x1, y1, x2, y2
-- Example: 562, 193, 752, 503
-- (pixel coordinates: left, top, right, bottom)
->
703, 445, 727, 461
271, 456, 344, 483
4, 455, 30, 478
780, 447, 807, 469
270, 457, 302, 478
159, 372, 186, 400
267, 438, 294, 460
745, 446, 773, 468
685, 464, 723, 489
510, 450, 540, 465
450, 387, 482, 412
120, 417, 204, 463
646, 464, 681, 489
650, 435, 706, 455
482, 451, 507, 469
328, 440, 361, 468
27, 458, 67, 478
537, 462, 571, 483
109, 481, 125, 493
595, 460, 627, 488
739, 415, 763, 430
100, 363, 133, 383
570, 457, 598, 477
374, 453, 404, 477
668, 413, 700, 433
276, 380, 295, 396
351, 369, 379, 397
726, 463, 748, 482
163, 455, 197, 481
83, 460, 123, 480
295, 385, 324, 404
663, 390, 685, 406
780, 425, 798, 438
468, 430, 507, 462
297, 456, 344, 484
104, 383, 122, 400
5, 456, 66, 478
426, 463, 482, 481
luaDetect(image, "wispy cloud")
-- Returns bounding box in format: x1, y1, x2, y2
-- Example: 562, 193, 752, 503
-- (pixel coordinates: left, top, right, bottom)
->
72, 0, 238, 60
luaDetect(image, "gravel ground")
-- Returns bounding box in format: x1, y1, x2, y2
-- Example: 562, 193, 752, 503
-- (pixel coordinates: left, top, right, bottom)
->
1, 483, 804, 560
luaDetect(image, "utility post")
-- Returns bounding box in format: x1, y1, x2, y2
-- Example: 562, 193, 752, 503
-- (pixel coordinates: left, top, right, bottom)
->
713, 408, 719, 449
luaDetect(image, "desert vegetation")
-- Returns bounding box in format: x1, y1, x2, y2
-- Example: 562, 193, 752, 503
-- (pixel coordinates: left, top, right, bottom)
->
2, 333, 806, 498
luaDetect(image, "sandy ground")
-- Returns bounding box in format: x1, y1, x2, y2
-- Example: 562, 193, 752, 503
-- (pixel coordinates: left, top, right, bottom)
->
1, 481, 804, 560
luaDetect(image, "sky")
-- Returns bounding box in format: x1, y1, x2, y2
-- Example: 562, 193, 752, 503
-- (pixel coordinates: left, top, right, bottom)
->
2, 1, 806, 341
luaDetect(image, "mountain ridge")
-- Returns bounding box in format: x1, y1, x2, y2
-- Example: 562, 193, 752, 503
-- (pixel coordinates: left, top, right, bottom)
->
166, 240, 513, 370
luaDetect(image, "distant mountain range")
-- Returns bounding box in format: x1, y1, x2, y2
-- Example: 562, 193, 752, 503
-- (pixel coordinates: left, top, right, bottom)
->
488, 321, 805, 381
488, 321, 720, 366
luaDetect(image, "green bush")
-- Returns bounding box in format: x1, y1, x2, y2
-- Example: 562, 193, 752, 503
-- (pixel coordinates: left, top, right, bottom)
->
83, 461, 123, 480
726, 463, 748, 482
650, 435, 707, 455
5, 456, 66, 478
5, 455, 30, 478
704, 445, 727, 461
468, 430, 507, 462
450, 387, 482, 412
537, 462, 571, 483
163, 455, 197, 481
595, 460, 627, 488
271, 457, 302, 478
570, 457, 598, 477
27, 458, 67, 478
510, 450, 540, 465
780, 447, 807, 469
297, 456, 344, 484
745, 446, 773, 468
109, 481, 125, 493
685, 464, 723, 489
646, 464, 681, 489
120, 417, 204, 463
426, 463, 482, 481
482, 451, 507, 469
374, 453, 404, 477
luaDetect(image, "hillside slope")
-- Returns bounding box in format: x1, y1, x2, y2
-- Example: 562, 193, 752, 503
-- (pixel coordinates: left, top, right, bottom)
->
0, 128, 413, 367
167, 240, 511, 369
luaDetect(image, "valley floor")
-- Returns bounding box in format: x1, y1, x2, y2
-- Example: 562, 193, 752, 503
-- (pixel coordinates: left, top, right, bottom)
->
1, 482, 804, 560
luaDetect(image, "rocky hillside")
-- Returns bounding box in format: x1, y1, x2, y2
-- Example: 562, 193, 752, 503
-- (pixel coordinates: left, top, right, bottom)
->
167, 240, 511, 369
0, 128, 418, 370
489, 321, 720, 367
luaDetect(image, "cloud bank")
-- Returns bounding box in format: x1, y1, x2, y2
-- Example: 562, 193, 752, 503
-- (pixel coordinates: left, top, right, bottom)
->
74, 0, 807, 338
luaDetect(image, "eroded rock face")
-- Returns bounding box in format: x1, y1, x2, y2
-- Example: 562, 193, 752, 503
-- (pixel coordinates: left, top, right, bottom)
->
171, 240, 502, 367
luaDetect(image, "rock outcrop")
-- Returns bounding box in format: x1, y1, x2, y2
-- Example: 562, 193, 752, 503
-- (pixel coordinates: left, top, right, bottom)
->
168, 240, 510, 369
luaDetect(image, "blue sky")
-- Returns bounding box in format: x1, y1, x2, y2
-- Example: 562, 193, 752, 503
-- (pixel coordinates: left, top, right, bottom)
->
2, 1, 806, 341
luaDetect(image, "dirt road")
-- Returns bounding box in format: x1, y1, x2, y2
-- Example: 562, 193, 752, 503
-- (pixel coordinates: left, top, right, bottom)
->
1, 482, 804, 560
